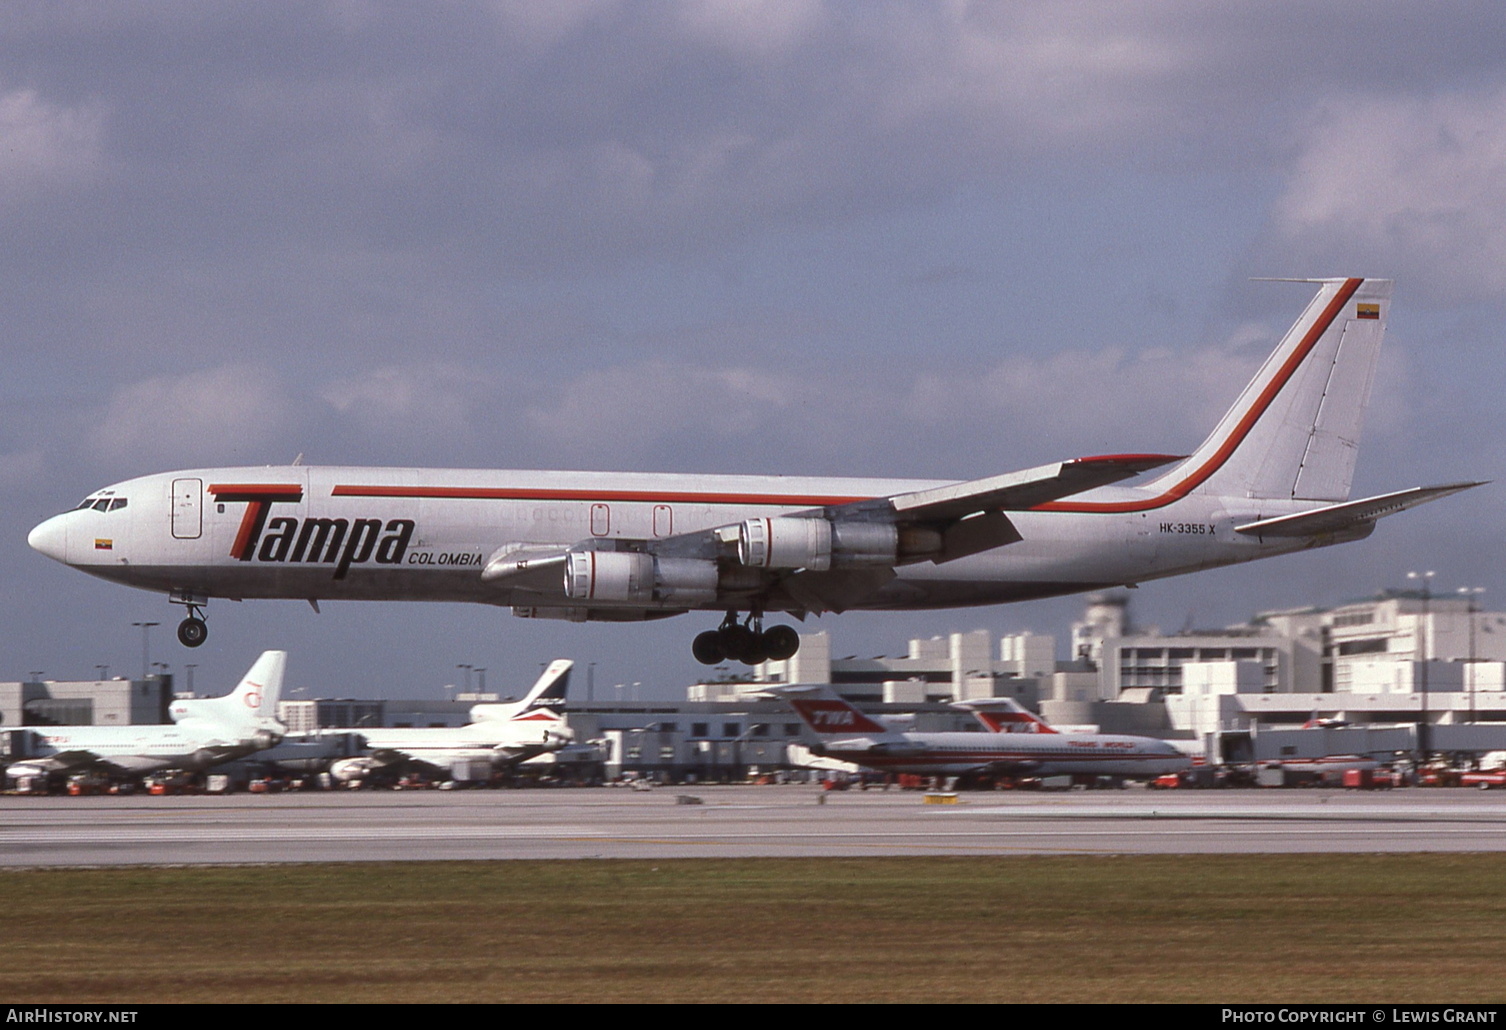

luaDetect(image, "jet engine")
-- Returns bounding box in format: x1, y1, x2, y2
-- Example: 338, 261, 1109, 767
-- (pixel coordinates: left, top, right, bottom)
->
738, 517, 925, 570
328, 757, 373, 784
563, 551, 718, 604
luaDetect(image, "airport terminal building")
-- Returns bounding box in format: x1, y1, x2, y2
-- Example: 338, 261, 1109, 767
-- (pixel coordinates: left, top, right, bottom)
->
10, 589, 1506, 782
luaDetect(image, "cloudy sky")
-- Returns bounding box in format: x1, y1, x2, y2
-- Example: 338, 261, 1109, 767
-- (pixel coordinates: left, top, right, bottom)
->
4, 1, 1504, 700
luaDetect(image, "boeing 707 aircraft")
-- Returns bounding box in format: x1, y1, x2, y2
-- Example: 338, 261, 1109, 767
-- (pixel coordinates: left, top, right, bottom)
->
28, 278, 1478, 664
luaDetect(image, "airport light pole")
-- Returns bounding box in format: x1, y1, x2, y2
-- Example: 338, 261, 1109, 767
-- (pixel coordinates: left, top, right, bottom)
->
588, 662, 596, 703
1460, 586, 1485, 725
184, 664, 196, 696
131, 621, 160, 681
456, 664, 473, 693
1407, 570, 1435, 768
95, 664, 109, 681
474, 668, 486, 694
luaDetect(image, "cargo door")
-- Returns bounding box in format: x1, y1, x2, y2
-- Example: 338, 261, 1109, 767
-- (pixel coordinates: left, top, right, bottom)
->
171, 478, 203, 539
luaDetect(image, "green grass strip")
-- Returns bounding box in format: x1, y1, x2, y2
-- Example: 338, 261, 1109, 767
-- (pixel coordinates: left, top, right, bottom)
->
1, 855, 1503, 1003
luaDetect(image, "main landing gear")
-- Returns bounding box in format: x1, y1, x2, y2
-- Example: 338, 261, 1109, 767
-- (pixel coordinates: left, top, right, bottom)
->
169, 591, 209, 648
692, 612, 800, 666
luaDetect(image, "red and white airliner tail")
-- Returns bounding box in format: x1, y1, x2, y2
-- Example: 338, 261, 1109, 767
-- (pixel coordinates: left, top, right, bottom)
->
27, 278, 1480, 665
953, 697, 1059, 734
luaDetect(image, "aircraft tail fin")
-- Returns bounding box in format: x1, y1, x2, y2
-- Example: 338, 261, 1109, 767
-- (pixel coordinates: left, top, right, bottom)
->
1146, 277, 1389, 503
470, 659, 573, 722
952, 697, 1059, 734
763, 685, 902, 739
169, 650, 286, 729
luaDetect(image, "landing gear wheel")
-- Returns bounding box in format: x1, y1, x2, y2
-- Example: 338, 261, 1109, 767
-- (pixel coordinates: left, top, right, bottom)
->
741, 633, 771, 666
177, 617, 208, 648
692, 630, 725, 665
762, 624, 800, 661
717, 623, 756, 664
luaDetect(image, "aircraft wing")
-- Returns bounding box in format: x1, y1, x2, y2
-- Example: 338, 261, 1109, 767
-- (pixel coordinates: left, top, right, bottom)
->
25, 750, 100, 774
885, 454, 1180, 522
482, 453, 1179, 610
1234, 482, 1484, 538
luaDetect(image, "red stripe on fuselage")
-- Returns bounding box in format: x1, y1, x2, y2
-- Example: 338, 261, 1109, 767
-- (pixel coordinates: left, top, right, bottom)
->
208, 484, 304, 498
1034, 278, 1363, 514
330, 485, 871, 506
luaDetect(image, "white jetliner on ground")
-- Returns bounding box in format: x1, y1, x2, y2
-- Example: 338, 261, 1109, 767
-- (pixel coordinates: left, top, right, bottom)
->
769, 685, 1191, 782
5, 651, 286, 784
328, 659, 573, 784
28, 279, 1479, 664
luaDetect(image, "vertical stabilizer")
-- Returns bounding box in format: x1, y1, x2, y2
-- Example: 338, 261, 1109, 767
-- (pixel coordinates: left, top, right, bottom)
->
764, 685, 905, 740
169, 650, 287, 730
1147, 278, 1390, 503
470, 659, 573, 722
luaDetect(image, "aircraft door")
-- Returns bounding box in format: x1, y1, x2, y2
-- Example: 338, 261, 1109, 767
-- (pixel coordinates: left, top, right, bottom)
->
590, 503, 610, 536
171, 478, 203, 539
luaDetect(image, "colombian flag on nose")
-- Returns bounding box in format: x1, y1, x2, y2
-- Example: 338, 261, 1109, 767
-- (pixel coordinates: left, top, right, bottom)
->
94, 538, 112, 550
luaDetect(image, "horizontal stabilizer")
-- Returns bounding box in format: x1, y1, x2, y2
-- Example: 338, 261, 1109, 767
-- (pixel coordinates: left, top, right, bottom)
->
1234, 482, 1484, 538
890, 454, 1180, 522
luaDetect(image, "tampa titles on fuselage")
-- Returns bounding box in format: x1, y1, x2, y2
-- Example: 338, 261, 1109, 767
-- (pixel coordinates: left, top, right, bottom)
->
27, 278, 1481, 662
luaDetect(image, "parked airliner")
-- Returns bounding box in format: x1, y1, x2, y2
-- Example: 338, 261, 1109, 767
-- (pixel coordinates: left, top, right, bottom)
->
28, 279, 1478, 664
327, 659, 574, 784
768, 685, 1191, 781
4, 651, 286, 784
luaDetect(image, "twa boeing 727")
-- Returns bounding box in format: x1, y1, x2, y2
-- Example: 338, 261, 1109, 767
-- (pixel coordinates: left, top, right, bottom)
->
28, 279, 1477, 664
768, 686, 1191, 782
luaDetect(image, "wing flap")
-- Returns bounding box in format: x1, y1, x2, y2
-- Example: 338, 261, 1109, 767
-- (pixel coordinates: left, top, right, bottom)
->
1234, 482, 1484, 538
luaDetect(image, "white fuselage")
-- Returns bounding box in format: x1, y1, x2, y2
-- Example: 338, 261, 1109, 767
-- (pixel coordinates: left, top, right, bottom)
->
359, 711, 570, 766
28, 465, 1325, 616
9, 722, 271, 775
817, 729, 1193, 778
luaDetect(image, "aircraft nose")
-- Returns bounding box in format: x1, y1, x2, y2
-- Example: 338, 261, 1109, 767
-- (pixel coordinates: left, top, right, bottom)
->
28, 514, 69, 564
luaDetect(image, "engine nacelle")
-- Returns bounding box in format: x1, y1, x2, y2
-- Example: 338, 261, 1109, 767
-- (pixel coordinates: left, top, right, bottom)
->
564, 551, 719, 604
738, 517, 900, 570
739, 516, 832, 570
329, 757, 375, 783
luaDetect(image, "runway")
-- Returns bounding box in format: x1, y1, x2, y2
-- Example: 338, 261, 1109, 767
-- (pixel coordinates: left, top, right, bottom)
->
3, 785, 1505, 866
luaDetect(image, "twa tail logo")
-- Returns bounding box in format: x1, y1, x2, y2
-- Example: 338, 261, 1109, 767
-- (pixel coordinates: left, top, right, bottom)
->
790, 698, 887, 735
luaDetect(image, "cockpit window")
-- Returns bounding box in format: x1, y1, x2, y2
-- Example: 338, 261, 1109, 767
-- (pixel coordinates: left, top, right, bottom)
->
76, 499, 95, 510
92, 499, 111, 511
109, 498, 128, 511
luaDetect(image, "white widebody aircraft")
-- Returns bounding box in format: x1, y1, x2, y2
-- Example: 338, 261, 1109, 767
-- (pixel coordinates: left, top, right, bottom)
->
768, 685, 1191, 781
29, 278, 1477, 664
327, 659, 574, 784
5, 650, 286, 783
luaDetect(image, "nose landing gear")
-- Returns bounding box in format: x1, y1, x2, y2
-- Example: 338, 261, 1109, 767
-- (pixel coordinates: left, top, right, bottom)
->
692, 612, 800, 666
169, 590, 209, 648
177, 615, 208, 648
